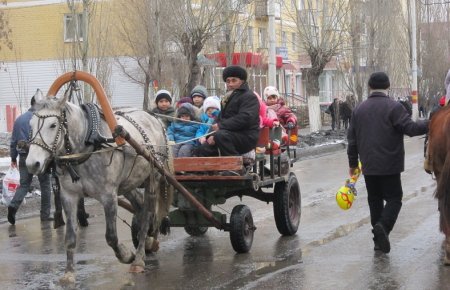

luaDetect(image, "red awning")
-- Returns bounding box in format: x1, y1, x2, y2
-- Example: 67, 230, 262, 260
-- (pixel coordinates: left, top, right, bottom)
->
205, 52, 282, 68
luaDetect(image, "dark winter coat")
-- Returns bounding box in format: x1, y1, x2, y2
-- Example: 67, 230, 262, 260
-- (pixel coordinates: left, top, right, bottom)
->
218, 83, 260, 152
10, 108, 34, 161
347, 91, 429, 175
151, 106, 175, 128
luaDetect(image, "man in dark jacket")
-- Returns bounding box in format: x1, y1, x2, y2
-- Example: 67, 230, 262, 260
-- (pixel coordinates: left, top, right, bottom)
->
347, 72, 428, 254
8, 96, 52, 225
196, 65, 260, 156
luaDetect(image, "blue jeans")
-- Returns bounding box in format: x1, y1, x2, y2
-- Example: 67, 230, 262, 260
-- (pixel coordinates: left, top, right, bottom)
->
9, 155, 52, 219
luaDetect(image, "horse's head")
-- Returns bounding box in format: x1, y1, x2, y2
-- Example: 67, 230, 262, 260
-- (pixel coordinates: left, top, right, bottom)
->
26, 89, 69, 175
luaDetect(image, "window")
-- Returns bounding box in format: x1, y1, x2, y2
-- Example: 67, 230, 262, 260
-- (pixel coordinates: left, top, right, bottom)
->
258, 27, 267, 48
292, 33, 297, 51
282, 31, 287, 47
295, 74, 302, 95
247, 26, 254, 48
64, 13, 84, 42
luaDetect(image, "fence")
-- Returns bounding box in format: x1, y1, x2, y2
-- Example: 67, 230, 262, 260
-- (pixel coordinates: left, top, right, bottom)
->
0, 105, 19, 133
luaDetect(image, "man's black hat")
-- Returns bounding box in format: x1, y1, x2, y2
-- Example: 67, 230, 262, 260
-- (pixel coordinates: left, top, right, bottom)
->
222, 65, 248, 82
368, 72, 390, 90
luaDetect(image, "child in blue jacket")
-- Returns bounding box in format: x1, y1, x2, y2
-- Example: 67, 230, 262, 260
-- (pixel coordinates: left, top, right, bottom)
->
167, 103, 200, 157
196, 96, 221, 145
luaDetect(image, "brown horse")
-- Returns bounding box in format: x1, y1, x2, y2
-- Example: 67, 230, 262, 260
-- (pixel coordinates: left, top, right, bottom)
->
428, 104, 450, 266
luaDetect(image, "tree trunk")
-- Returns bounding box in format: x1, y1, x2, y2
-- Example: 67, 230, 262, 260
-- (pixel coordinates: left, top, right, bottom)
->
143, 74, 151, 111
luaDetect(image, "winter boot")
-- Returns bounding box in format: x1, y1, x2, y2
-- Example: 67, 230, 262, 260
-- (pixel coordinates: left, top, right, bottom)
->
372, 223, 390, 253
7, 206, 17, 225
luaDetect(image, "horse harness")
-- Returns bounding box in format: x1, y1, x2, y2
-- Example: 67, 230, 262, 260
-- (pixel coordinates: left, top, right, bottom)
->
29, 104, 170, 185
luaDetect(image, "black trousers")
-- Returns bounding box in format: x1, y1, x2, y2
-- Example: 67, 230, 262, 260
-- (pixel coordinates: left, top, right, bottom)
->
364, 174, 403, 234
196, 130, 256, 156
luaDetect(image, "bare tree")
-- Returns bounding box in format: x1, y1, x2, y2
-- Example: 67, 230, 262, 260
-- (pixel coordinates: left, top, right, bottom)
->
285, 0, 349, 97
166, 0, 249, 95
418, 1, 450, 109
61, 0, 113, 102
0, 0, 13, 66
113, 0, 172, 109
364, 0, 410, 98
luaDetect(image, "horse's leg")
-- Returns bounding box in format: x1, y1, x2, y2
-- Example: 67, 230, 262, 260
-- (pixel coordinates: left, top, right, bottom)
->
59, 192, 79, 284
130, 179, 154, 273
77, 198, 89, 227
52, 175, 65, 229
102, 193, 135, 264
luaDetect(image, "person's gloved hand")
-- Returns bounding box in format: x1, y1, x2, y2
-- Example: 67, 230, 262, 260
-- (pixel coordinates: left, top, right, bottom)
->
168, 141, 176, 146
287, 122, 295, 129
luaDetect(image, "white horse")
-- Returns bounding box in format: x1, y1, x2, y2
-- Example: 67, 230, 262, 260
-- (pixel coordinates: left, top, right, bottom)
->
26, 90, 173, 282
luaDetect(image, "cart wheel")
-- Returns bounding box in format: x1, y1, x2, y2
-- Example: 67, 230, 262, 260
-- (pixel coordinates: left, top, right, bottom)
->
273, 173, 301, 236
184, 226, 208, 236
229, 205, 255, 253
131, 215, 153, 254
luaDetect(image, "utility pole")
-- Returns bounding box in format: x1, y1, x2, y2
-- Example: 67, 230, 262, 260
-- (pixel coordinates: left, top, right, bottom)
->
410, 0, 419, 121
268, 0, 276, 86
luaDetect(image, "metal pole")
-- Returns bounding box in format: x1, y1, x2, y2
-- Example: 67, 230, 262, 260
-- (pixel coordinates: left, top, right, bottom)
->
410, 0, 419, 120
268, 0, 277, 86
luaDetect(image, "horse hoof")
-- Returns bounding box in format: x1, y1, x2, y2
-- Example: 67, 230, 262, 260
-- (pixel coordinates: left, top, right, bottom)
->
145, 238, 159, 252
129, 264, 145, 273
116, 243, 135, 264
59, 272, 76, 284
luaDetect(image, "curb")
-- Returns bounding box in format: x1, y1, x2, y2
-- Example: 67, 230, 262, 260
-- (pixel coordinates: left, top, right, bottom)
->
296, 142, 346, 161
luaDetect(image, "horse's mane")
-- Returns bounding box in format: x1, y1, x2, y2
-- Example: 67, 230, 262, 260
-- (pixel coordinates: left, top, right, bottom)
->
34, 96, 74, 113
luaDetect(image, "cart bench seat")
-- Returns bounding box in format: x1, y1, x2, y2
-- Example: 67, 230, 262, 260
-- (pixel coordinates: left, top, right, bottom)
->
173, 156, 249, 181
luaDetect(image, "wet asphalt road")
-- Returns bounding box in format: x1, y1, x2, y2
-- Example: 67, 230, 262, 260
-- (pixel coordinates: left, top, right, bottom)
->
0, 136, 449, 289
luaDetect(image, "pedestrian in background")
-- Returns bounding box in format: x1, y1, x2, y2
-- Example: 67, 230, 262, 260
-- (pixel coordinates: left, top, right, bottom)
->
347, 72, 429, 253
8, 96, 53, 225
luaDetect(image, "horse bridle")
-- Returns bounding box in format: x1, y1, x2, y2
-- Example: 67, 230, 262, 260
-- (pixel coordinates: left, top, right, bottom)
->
29, 110, 66, 156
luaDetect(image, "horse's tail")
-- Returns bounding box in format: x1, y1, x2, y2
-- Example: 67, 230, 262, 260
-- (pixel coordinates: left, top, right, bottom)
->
436, 152, 450, 235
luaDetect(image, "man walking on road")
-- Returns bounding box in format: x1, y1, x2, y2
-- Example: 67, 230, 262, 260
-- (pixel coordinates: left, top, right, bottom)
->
347, 72, 429, 253
8, 96, 52, 225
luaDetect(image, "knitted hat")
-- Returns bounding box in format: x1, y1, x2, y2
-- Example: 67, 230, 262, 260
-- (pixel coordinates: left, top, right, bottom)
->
222, 65, 248, 82
263, 86, 280, 98
176, 96, 193, 108
202, 96, 221, 112
177, 103, 195, 119
155, 89, 172, 104
368, 72, 390, 90
190, 85, 208, 100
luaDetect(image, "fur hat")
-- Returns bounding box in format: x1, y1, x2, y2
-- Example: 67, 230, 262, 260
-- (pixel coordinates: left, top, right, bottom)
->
155, 89, 172, 104
368, 72, 390, 90
222, 65, 248, 82
190, 85, 208, 99
177, 103, 195, 119
263, 86, 280, 98
202, 96, 221, 112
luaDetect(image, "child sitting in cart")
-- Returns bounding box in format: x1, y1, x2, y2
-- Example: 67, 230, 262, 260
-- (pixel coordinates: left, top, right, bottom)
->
196, 96, 221, 144
151, 89, 176, 128
167, 103, 200, 157
263, 86, 298, 145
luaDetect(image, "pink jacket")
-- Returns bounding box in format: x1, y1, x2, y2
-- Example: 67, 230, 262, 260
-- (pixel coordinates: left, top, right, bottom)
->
255, 92, 278, 128
266, 98, 297, 126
